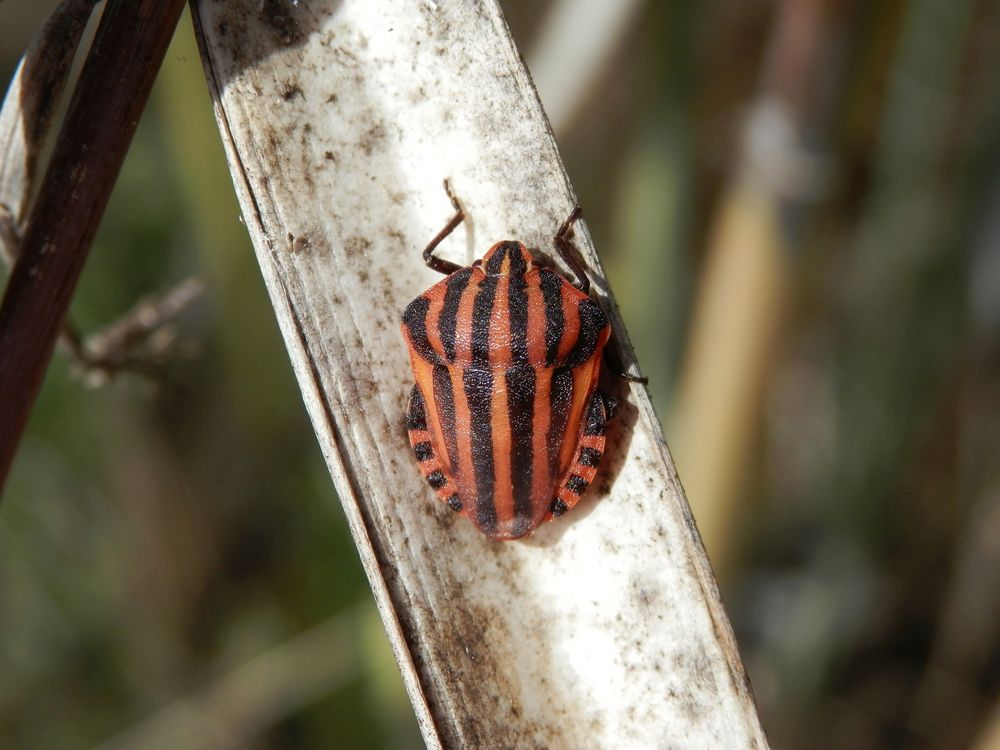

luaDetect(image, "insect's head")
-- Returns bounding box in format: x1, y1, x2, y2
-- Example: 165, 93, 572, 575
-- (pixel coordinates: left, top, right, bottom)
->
479, 240, 536, 277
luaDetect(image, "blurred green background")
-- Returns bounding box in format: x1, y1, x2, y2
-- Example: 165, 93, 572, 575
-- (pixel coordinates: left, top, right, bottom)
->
2, 1, 999, 748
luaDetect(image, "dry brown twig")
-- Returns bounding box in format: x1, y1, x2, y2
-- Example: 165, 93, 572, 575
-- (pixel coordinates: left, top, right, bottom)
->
0, 2, 202, 388
0, 0, 189, 487
2, 202, 201, 386
65, 277, 205, 386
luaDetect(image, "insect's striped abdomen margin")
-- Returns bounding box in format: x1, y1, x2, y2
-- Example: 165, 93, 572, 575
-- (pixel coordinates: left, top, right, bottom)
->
407, 385, 462, 510
550, 391, 610, 518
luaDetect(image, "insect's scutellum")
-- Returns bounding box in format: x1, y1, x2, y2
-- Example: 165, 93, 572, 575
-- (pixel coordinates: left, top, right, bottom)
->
400, 194, 614, 540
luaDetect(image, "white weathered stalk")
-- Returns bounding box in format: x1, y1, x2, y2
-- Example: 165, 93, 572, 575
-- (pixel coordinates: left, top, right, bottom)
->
191, 2, 768, 747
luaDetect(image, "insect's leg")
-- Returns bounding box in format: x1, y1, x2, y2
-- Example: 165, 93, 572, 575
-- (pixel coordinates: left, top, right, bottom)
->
553, 205, 645, 383
553, 205, 590, 294
422, 179, 466, 275
554, 206, 645, 381
407, 385, 462, 511
602, 392, 618, 421
604, 342, 648, 384
549, 391, 609, 518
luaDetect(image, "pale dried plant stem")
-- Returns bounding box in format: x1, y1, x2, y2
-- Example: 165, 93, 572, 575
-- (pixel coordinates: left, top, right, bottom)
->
191, 1, 768, 747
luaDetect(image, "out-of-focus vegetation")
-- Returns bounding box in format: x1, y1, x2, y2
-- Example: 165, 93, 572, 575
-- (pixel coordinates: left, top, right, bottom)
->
2, 1, 999, 749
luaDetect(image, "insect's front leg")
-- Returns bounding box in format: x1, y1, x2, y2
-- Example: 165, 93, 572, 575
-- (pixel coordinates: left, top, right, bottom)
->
553, 206, 589, 294
553, 207, 647, 384
604, 344, 648, 384
422, 179, 466, 275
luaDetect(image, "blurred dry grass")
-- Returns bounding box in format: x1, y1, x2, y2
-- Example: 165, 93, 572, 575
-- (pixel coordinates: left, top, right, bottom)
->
2, 1, 999, 748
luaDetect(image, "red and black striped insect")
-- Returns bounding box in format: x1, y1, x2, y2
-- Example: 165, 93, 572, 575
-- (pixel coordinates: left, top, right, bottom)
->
401, 184, 636, 540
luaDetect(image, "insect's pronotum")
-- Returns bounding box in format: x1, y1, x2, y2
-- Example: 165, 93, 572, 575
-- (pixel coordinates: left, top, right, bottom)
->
400, 183, 642, 540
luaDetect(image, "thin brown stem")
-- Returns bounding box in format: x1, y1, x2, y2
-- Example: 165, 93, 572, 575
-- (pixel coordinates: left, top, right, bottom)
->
0, 0, 188, 493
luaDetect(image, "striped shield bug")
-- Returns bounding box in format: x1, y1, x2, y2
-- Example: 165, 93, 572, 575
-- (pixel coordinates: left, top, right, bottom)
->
401, 183, 641, 540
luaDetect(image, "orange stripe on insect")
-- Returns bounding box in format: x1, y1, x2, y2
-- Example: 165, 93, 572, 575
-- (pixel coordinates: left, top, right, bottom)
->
452, 273, 479, 364
490, 368, 515, 532
530, 367, 554, 512
525, 273, 548, 365
489, 275, 513, 367
556, 286, 581, 362
424, 289, 445, 358
449, 364, 476, 508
